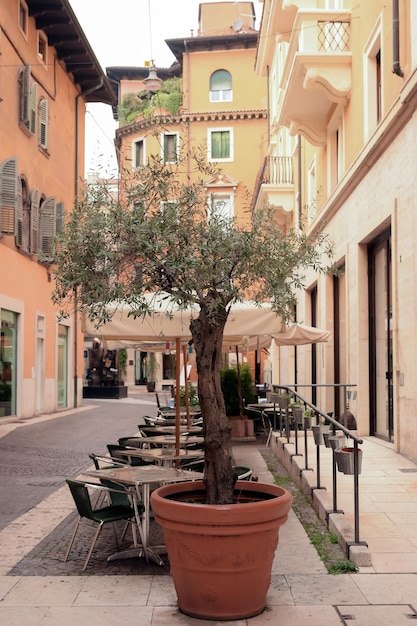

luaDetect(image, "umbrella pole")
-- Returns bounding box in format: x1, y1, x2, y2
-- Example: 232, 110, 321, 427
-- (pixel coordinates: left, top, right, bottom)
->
175, 337, 181, 459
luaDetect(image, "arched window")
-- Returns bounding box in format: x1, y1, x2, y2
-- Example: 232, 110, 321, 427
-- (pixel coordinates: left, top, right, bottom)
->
210, 70, 232, 102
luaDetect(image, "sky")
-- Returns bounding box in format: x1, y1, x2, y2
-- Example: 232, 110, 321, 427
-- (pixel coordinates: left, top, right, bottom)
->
68, 0, 263, 174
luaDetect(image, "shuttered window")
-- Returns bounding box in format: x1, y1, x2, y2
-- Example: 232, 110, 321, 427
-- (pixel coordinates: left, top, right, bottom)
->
0, 158, 18, 235
30, 188, 39, 254
39, 196, 56, 257
39, 98, 49, 149
15, 179, 23, 247
19, 65, 30, 128
29, 82, 37, 134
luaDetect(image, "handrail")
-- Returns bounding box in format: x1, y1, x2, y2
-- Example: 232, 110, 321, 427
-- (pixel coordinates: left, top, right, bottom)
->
266, 384, 366, 558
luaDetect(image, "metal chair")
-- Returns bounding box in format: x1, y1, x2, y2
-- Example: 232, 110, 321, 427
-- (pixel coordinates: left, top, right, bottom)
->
65, 479, 136, 571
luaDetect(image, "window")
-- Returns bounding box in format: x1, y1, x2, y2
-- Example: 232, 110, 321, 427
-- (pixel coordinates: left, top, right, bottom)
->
39, 196, 56, 257
18, 65, 30, 128
133, 139, 145, 168
0, 158, 18, 235
18, 1, 28, 37
38, 32, 47, 64
364, 22, 382, 139
38, 98, 49, 150
30, 188, 39, 254
210, 70, 232, 102
29, 82, 37, 134
208, 193, 234, 220
208, 128, 233, 161
161, 133, 178, 163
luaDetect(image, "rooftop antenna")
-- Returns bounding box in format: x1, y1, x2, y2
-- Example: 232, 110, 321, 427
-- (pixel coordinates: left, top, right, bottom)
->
231, 18, 243, 32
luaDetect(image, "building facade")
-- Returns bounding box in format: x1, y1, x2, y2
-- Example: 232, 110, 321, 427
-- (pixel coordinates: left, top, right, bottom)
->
255, 0, 417, 462
0, 0, 114, 418
105, 1, 269, 390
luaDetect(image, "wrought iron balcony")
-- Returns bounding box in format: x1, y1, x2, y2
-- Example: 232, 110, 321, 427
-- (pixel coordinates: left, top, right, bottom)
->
252, 156, 294, 226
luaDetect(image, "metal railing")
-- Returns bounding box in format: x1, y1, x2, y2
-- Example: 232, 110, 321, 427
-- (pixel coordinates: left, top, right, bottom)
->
265, 384, 366, 558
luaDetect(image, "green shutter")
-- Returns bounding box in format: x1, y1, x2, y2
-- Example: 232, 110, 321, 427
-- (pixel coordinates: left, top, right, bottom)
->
0, 158, 18, 234
19, 65, 30, 126
40, 196, 56, 256
15, 179, 23, 247
30, 188, 39, 254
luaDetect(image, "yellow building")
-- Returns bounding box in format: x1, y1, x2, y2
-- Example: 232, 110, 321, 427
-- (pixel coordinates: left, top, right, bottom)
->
0, 0, 114, 417
106, 1, 268, 390
255, 0, 417, 461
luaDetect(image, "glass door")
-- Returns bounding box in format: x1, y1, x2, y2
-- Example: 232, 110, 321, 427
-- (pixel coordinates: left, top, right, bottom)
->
57, 324, 68, 408
368, 231, 393, 440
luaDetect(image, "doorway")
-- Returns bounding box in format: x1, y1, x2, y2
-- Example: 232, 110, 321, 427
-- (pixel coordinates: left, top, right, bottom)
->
368, 230, 393, 440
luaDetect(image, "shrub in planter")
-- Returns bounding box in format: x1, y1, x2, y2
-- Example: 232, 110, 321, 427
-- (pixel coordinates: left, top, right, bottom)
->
220, 363, 255, 416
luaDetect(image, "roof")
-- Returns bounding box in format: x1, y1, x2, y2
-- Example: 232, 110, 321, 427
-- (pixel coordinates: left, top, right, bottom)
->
27, 0, 116, 105
165, 32, 259, 66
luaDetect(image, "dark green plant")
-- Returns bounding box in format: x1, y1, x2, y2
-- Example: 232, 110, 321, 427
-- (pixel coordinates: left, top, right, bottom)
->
179, 383, 199, 406
52, 144, 334, 504
117, 348, 128, 382
220, 364, 255, 416
0, 382, 11, 401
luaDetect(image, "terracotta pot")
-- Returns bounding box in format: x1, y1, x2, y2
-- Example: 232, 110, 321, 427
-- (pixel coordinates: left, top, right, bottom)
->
150, 480, 292, 620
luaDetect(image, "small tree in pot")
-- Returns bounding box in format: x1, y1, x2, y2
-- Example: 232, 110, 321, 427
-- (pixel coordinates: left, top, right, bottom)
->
52, 148, 334, 505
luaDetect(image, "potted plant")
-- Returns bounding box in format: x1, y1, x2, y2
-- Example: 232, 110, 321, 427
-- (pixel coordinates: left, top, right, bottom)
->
303, 407, 314, 429
312, 416, 331, 445
117, 348, 127, 384
52, 146, 334, 619
145, 352, 158, 392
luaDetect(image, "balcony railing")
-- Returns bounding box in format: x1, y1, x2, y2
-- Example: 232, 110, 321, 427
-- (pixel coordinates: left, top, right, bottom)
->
252, 156, 294, 210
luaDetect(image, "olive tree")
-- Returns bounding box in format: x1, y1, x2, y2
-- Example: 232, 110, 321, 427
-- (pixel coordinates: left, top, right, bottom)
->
52, 148, 333, 504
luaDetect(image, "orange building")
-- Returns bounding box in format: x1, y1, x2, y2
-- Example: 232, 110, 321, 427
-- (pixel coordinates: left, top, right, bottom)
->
0, 0, 115, 418
105, 1, 269, 390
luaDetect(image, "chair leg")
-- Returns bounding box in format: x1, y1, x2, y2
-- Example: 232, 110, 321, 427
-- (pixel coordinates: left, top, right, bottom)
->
82, 522, 104, 572
64, 517, 81, 562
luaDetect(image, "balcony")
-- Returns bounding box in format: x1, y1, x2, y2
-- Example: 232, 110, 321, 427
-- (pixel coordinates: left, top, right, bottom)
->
277, 10, 352, 146
252, 156, 294, 227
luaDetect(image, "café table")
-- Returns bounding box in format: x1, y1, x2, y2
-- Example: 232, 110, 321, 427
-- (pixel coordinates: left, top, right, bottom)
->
118, 446, 204, 467
141, 425, 203, 436
82, 464, 203, 565
136, 434, 204, 448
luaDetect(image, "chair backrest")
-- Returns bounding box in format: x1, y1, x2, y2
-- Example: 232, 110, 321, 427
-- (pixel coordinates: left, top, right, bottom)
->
99, 478, 131, 507
66, 479, 95, 519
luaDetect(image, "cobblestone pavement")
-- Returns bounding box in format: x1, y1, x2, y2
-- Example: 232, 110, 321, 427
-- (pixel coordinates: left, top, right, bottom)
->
8, 507, 171, 577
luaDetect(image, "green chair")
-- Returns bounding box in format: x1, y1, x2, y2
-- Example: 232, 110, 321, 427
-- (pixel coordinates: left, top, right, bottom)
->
65, 479, 136, 571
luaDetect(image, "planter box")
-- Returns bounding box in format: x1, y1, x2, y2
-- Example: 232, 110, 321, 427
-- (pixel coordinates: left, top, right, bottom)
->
82, 385, 128, 399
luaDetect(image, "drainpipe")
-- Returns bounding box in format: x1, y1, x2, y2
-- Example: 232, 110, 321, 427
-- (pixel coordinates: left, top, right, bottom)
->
73, 78, 105, 407
297, 135, 302, 225
392, 0, 404, 77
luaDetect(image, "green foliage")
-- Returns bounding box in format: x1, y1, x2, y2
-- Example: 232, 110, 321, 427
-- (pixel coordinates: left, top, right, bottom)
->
117, 348, 127, 381
0, 382, 11, 401
179, 383, 199, 406
145, 352, 158, 382
220, 364, 255, 416
118, 77, 182, 125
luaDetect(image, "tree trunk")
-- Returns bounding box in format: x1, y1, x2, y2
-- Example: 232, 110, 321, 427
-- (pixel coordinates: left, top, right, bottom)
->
190, 303, 234, 504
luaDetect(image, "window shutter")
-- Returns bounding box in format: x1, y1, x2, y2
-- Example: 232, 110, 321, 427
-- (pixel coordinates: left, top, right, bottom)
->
15, 179, 23, 247
29, 82, 38, 134
30, 188, 39, 254
0, 157, 18, 234
39, 98, 49, 149
19, 65, 30, 126
40, 196, 56, 256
